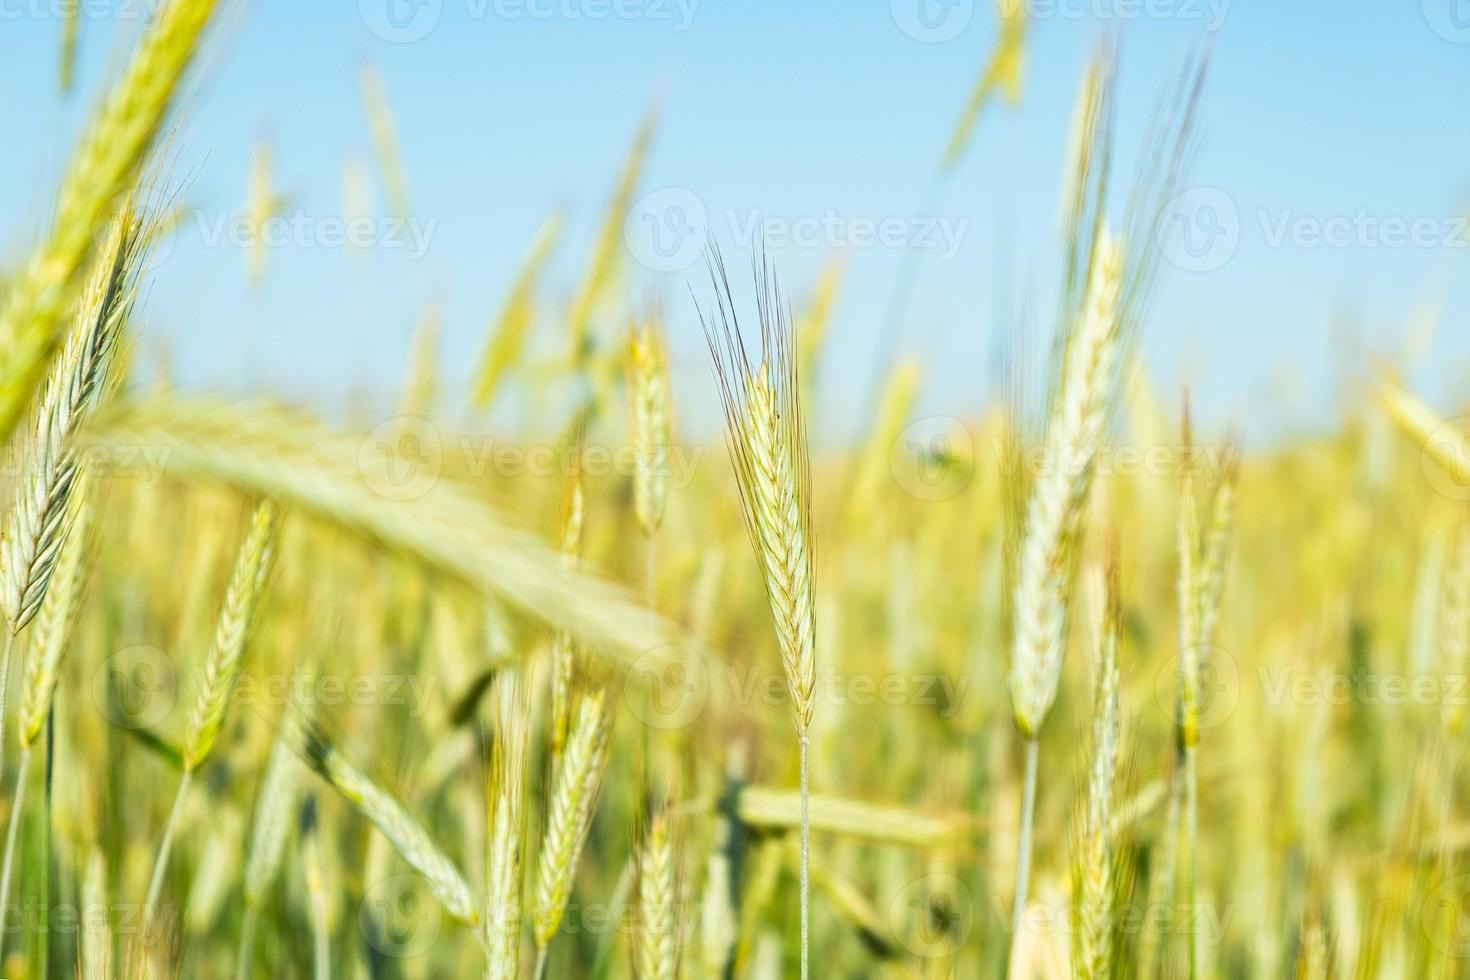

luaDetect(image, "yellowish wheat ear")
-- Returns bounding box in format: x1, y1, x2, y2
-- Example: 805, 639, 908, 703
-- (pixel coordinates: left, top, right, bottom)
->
627, 316, 672, 538
534, 685, 614, 951
484, 670, 531, 980
1009, 224, 1125, 739
701, 251, 817, 736
183, 499, 281, 772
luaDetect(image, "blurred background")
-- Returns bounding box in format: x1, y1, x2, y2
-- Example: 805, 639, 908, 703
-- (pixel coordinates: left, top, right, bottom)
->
0, 1, 1468, 441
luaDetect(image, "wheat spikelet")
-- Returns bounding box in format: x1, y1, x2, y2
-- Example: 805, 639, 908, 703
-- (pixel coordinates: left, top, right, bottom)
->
183, 499, 280, 771
484, 671, 530, 980
60, 0, 80, 93
473, 213, 564, 409
701, 250, 817, 735
243, 718, 307, 907
534, 686, 613, 951
1195, 454, 1238, 652
549, 463, 585, 758
296, 724, 478, 922
1176, 411, 1202, 748
0, 215, 139, 634
634, 801, 680, 980
0, 0, 220, 439
1443, 523, 1470, 734
940, 0, 1027, 172
567, 106, 656, 365
360, 66, 412, 218
1009, 225, 1125, 738
1073, 545, 1122, 980
17, 473, 96, 751
627, 317, 672, 538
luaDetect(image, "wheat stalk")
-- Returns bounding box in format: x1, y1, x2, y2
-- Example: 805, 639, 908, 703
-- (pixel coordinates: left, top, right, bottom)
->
484, 670, 531, 980
145, 499, 280, 925
0, 0, 220, 440
700, 247, 818, 979
237, 709, 308, 980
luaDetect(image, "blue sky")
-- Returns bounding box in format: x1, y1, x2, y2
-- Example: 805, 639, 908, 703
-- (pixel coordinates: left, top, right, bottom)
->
0, 1, 1467, 443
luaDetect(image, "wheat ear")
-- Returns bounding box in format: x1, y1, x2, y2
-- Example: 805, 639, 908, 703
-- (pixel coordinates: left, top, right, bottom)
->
183, 499, 281, 771
635, 800, 681, 980
237, 710, 308, 980
627, 316, 672, 539
484, 671, 531, 980
700, 247, 817, 979
1074, 545, 1122, 979
1008, 226, 1125, 949
549, 462, 585, 760
533, 686, 614, 972
146, 499, 280, 925
0, 0, 220, 440
296, 724, 478, 922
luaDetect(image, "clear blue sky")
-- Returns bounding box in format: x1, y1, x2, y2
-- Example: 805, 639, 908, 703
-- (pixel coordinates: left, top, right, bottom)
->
0, 1, 1467, 443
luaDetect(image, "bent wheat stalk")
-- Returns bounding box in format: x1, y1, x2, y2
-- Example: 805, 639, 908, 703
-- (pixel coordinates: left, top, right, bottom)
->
700, 247, 817, 980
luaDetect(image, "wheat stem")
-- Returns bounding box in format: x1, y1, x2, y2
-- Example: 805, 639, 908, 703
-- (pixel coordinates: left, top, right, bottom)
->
145, 768, 192, 926
0, 747, 31, 966
1012, 736, 1040, 942
799, 732, 811, 980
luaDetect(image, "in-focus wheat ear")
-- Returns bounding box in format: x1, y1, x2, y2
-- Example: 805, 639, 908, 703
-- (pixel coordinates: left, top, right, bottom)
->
484, 670, 531, 980
699, 246, 817, 979
627, 314, 672, 538
0, 212, 140, 636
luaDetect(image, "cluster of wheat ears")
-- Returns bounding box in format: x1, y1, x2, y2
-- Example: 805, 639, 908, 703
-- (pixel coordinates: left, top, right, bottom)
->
2, 3, 1470, 979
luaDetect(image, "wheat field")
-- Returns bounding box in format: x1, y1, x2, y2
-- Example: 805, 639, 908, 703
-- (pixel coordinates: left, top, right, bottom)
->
0, 3, 1468, 979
